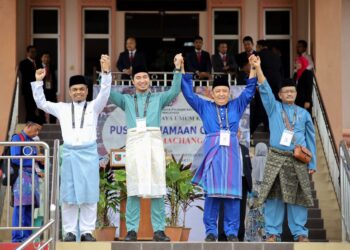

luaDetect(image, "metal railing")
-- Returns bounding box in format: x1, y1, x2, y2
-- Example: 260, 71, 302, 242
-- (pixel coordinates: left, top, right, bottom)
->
312, 76, 340, 203
16, 139, 61, 250
340, 140, 350, 242
0, 141, 50, 233
95, 71, 237, 87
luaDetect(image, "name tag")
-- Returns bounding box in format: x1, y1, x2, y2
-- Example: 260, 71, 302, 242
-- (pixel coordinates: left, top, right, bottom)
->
280, 129, 294, 147
73, 129, 82, 146
136, 118, 147, 133
220, 130, 230, 146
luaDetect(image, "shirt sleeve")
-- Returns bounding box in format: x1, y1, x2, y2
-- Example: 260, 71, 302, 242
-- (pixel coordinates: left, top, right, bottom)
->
92, 73, 112, 113
160, 72, 182, 108
181, 73, 205, 114
305, 112, 317, 170
235, 77, 257, 114
109, 88, 126, 110
258, 79, 278, 116
31, 81, 61, 119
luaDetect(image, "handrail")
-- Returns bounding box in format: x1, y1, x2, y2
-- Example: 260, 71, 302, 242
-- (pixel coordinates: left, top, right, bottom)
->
15, 139, 60, 250
2, 71, 19, 152
340, 140, 350, 241
95, 71, 237, 86
313, 73, 339, 164
16, 219, 55, 250
312, 73, 341, 203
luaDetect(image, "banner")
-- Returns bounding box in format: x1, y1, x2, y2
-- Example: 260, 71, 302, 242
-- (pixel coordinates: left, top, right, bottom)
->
94, 85, 250, 164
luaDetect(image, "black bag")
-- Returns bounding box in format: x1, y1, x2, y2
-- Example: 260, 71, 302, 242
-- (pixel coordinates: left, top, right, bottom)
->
1, 133, 25, 186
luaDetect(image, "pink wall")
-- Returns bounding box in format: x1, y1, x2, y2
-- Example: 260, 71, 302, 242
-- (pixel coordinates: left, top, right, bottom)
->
312, 0, 343, 147
0, 0, 17, 148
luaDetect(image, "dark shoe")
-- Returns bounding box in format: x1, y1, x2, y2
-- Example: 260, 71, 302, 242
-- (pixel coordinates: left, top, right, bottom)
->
205, 233, 217, 242
295, 235, 310, 242
81, 233, 96, 242
63, 232, 76, 242
227, 234, 239, 242
125, 230, 137, 241
153, 230, 170, 241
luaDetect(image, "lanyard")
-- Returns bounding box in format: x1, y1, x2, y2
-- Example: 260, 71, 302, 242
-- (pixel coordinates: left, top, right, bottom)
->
71, 102, 87, 129
215, 105, 229, 130
134, 92, 151, 118
281, 104, 297, 131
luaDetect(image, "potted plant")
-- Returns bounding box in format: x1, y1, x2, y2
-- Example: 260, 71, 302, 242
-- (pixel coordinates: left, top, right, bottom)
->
94, 168, 127, 241
165, 155, 203, 241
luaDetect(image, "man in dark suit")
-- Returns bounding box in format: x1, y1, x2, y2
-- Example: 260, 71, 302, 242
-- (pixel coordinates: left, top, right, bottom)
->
19, 45, 44, 122
186, 36, 212, 80
211, 42, 237, 75
38, 51, 58, 123
235, 36, 258, 70
218, 130, 252, 241
116, 37, 147, 80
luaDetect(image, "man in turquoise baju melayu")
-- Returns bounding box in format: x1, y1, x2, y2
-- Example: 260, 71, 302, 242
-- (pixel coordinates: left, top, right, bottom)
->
109, 53, 184, 241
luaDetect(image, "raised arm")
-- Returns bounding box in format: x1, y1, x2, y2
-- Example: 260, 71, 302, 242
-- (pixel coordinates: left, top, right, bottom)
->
92, 55, 112, 113
31, 69, 61, 119
252, 55, 278, 116
160, 53, 183, 107
235, 67, 257, 114
181, 73, 205, 114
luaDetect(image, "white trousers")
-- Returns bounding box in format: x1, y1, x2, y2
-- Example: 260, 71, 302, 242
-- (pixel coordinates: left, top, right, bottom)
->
62, 202, 97, 236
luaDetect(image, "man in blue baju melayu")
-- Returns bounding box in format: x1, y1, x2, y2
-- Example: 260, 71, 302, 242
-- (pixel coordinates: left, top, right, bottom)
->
251, 55, 316, 242
31, 55, 112, 242
181, 57, 257, 241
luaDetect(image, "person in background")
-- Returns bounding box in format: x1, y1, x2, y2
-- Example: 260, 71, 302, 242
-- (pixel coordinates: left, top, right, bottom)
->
38, 51, 58, 123
10, 118, 44, 242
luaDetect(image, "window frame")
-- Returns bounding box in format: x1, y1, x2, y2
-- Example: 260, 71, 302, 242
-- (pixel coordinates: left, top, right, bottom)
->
82, 7, 111, 76
31, 7, 60, 94
212, 8, 241, 55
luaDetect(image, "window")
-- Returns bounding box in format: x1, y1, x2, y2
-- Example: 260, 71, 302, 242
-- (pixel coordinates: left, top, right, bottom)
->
264, 9, 292, 77
32, 8, 60, 94
83, 9, 110, 78
212, 9, 240, 56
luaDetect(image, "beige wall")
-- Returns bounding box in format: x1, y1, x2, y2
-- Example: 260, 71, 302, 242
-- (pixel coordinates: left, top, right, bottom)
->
313, 0, 343, 146
0, 0, 17, 146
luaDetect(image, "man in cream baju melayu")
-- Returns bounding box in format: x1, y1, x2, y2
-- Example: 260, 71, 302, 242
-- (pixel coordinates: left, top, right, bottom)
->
109, 53, 184, 241
31, 55, 112, 242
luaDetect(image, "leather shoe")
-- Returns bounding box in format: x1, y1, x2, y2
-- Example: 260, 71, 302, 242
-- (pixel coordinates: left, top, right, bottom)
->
153, 230, 170, 241
63, 232, 76, 242
125, 230, 137, 241
81, 233, 96, 242
205, 233, 217, 242
227, 234, 239, 242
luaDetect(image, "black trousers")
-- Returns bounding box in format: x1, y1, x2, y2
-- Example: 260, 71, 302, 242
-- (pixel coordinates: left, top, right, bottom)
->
218, 177, 249, 241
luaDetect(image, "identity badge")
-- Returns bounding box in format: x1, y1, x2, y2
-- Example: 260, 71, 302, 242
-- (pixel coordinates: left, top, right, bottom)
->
136, 118, 147, 133
280, 129, 294, 147
220, 130, 231, 146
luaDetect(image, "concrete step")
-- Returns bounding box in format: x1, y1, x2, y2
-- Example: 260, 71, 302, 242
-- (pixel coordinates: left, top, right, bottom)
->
306, 218, 324, 228
309, 228, 327, 240
308, 208, 321, 218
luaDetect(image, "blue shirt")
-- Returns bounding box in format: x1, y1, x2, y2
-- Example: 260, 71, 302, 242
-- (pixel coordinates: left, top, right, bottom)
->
10, 131, 37, 168
258, 79, 316, 170
181, 73, 257, 134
